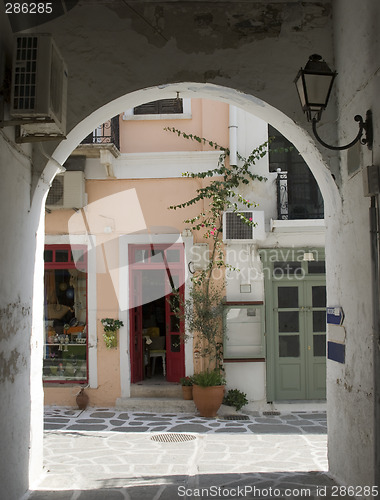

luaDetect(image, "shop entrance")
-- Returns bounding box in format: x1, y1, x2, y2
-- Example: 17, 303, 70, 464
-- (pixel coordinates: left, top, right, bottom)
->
129, 244, 185, 384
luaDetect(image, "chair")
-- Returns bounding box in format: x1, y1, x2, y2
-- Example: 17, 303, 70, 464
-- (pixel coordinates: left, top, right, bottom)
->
149, 336, 166, 376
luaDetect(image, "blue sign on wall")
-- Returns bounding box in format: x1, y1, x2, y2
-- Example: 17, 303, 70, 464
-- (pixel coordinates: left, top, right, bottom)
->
327, 307, 344, 325
328, 341, 345, 364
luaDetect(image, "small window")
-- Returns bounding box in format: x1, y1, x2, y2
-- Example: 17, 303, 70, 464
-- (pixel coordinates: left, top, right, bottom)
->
273, 261, 303, 277
308, 261, 326, 274
44, 249, 53, 262
223, 304, 264, 359
134, 98, 183, 115
55, 249, 69, 262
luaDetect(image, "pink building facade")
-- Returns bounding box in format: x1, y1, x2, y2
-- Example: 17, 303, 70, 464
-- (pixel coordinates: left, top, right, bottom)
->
44, 98, 325, 409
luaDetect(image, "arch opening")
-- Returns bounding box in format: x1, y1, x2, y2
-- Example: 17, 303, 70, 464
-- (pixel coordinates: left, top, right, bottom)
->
31, 82, 341, 488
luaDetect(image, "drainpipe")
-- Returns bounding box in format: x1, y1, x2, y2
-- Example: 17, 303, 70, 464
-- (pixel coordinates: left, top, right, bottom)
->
229, 105, 238, 166
370, 194, 380, 487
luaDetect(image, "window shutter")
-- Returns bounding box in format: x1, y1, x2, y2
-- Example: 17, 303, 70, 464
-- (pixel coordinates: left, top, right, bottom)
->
134, 98, 183, 115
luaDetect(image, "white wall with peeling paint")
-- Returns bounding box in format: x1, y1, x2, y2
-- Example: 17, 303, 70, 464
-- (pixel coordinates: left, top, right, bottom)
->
0, 0, 379, 497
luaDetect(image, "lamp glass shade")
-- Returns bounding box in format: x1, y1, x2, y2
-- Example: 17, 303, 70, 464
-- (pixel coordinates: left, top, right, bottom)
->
303, 72, 335, 109
295, 55, 336, 121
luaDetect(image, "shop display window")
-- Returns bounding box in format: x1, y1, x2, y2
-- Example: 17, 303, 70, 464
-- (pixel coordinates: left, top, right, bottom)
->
43, 244, 88, 383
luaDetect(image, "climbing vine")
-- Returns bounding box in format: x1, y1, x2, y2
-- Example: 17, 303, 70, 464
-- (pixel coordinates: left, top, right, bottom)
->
166, 127, 271, 371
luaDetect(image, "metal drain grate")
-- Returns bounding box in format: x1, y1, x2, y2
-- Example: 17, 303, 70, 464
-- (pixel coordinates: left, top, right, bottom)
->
221, 415, 250, 421
263, 411, 281, 416
151, 433, 196, 443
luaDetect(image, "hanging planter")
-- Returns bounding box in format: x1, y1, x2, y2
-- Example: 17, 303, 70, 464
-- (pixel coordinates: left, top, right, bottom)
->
103, 332, 118, 349
101, 318, 124, 349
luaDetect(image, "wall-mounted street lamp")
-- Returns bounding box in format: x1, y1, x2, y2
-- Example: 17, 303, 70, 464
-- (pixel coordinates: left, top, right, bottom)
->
294, 54, 373, 151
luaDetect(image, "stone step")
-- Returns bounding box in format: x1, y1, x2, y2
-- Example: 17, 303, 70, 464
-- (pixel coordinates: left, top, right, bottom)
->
116, 397, 196, 413
130, 384, 183, 399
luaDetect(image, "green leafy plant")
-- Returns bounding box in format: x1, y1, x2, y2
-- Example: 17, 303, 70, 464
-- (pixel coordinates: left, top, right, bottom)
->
223, 388, 249, 411
166, 127, 269, 372
192, 369, 226, 387
101, 318, 124, 349
179, 376, 193, 386
172, 281, 225, 369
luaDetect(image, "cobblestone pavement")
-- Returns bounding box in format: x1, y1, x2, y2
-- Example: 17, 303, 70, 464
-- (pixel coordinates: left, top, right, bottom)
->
43, 406, 328, 434
28, 407, 349, 499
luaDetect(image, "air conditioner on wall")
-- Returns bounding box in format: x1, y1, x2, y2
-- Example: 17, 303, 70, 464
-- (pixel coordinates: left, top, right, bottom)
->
10, 34, 68, 141
222, 211, 265, 243
46, 172, 85, 210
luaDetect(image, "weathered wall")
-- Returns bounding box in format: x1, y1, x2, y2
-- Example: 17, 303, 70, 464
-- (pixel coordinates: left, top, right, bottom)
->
326, 0, 380, 488
2, 0, 379, 496
0, 10, 44, 499
27, 0, 335, 182
0, 131, 41, 497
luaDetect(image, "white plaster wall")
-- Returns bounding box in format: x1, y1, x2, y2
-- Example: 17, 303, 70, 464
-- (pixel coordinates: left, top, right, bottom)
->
0, 129, 43, 498
236, 110, 278, 226
2, 0, 379, 494
326, 0, 380, 488
225, 363, 266, 403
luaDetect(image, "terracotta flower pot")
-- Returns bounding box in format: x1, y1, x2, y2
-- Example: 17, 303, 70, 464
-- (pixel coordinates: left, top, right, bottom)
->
192, 385, 225, 417
182, 385, 193, 400
76, 388, 89, 410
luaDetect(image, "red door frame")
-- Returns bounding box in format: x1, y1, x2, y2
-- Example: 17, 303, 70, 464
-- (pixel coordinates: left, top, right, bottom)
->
165, 274, 185, 382
129, 243, 185, 383
129, 271, 143, 383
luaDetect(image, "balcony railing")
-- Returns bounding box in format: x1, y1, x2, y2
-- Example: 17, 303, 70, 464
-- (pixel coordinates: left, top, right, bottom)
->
276, 171, 324, 220
81, 116, 120, 150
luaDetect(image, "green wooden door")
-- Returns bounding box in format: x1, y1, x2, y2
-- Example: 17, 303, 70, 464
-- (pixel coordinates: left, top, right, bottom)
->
305, 282, 327, 399
273, 279, 326, 400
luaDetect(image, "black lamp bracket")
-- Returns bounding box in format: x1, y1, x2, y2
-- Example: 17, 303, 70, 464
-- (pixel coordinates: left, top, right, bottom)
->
312, 110, 373, 151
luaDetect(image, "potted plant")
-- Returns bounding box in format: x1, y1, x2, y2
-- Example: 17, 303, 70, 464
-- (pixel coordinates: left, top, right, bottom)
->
192, 370, 226, 417
101, 318, 124, 349
179, 376, 194, 400
166, 128, 269, 416
223, 388, 249, 411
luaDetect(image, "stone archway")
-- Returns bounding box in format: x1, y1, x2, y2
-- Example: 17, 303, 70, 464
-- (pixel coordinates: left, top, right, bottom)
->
35, 83, 340, 212
29, 81, 341, 487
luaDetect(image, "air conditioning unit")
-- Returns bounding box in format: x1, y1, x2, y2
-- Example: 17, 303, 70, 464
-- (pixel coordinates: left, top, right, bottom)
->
46, 171, 85, 210
10, 34, 68, 140
223, 211, 265, 243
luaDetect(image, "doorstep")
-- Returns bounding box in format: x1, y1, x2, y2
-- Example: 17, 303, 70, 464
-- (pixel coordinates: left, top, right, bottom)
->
116, 397, 196, 413
116, 397, 240, 415
130, 383, 182, 398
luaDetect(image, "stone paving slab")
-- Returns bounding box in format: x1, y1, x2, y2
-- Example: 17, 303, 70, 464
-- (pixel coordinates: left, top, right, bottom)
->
27, 406, 352, 499
43, 406, 328, 434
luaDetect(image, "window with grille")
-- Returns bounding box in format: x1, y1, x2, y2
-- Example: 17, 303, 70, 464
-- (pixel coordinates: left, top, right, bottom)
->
269, 125, 324, 219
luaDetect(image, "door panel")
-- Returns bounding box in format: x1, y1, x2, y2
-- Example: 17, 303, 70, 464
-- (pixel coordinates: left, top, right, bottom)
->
278, 364, 303, 391
165, 271, 185, 382
129, 244, 185, 384
130, 272, 143, 383
274, 282, 306, 399
305, 282, 326, 399
273, 279, 326, 400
